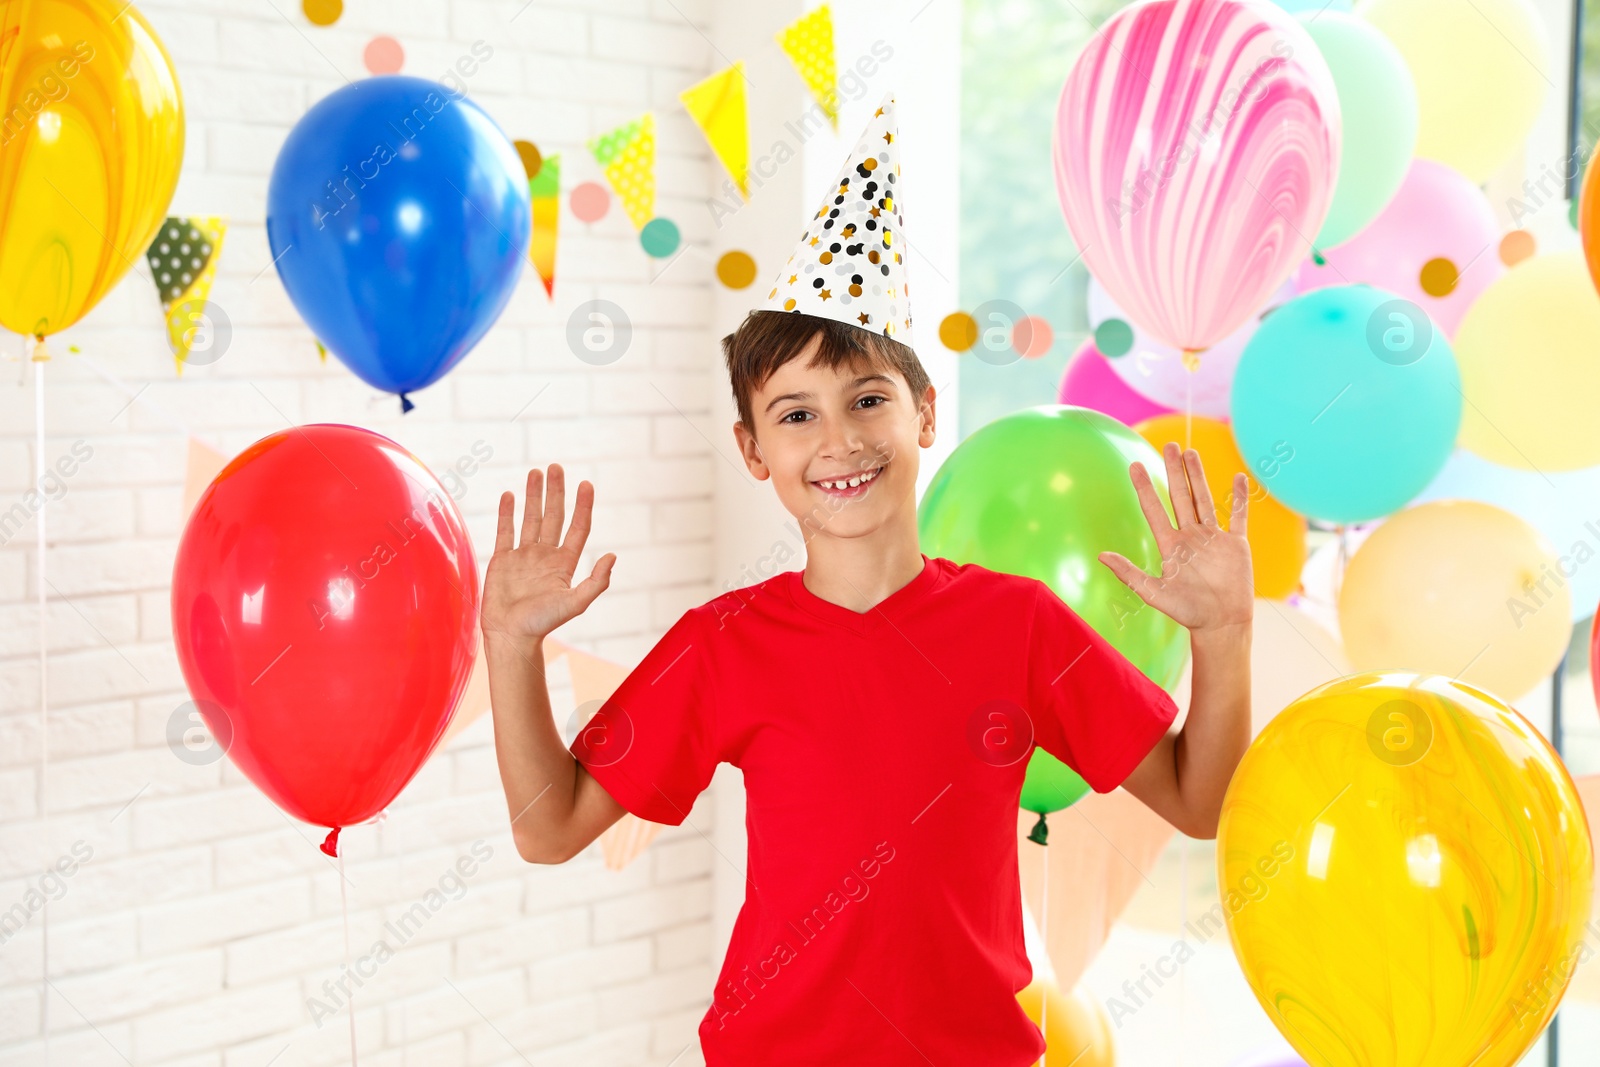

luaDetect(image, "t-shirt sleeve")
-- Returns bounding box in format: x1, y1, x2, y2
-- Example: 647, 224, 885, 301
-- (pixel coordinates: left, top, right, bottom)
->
1023, 580, 1180, 794
569, 609, 719, 826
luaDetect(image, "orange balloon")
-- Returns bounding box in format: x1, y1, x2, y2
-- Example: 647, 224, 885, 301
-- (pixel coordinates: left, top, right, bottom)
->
1583, 150, 1600, 296
1134, 414, 1307, 599
1016, 980, 1115, 1067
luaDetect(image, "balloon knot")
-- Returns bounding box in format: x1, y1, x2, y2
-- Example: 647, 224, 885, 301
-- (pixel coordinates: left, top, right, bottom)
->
1179, 348, 1202, 373
31, 337, 51, 363
1026, 811, 1049, 846
320, 827, 341, 857
1311, 249, 1326, 266
400, 393, 415, 414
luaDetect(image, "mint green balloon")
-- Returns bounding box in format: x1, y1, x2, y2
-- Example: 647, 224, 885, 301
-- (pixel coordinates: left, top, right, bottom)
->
1301, 12, 1418, 250
919, 406, 1189, 814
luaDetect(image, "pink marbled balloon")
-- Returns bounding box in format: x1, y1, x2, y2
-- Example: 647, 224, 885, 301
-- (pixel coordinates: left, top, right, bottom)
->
1054, 0, 1341, 352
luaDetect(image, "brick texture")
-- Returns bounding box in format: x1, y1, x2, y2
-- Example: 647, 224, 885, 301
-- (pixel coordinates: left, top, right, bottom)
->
0, 0, 721, 1062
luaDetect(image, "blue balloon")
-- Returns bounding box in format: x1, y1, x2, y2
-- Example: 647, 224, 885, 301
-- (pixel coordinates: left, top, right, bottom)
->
1230, 285, 1462, 524
267, 76, 531, 410
1415, 449, 1600, 623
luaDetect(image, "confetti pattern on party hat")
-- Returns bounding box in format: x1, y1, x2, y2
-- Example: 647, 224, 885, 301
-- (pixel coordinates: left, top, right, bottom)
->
681, 62, 750, 200
145, 217, 227, 374
529, 153, 561, 299
759, 93, 913, 347
588, 113, 655, 231
776, 5, 838, 130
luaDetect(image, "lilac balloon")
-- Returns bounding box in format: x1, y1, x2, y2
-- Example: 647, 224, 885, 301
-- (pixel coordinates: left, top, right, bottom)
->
1058, 339, 1177, 426
1295, 158, 1502, 336
1086, 277, 1295, 416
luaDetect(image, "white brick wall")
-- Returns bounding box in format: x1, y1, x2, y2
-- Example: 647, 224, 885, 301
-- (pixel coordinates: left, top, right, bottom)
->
0, 0, 724, 1062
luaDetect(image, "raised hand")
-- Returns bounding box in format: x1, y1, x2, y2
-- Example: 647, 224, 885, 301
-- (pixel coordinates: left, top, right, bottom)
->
1097, 441, 1254, 634
482, 465, 616, 643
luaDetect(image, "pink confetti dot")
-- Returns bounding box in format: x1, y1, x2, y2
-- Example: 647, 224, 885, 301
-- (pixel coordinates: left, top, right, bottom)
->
363, 36, 404, 75
1012, 315, 1054, 359
570, 181, 611, 224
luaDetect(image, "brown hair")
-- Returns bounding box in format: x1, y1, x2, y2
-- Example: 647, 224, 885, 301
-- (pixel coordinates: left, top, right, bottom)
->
721, 310, 932, 430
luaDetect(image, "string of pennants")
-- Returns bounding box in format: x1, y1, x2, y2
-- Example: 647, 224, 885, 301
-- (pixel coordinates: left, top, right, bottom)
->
142, 5, 839, 374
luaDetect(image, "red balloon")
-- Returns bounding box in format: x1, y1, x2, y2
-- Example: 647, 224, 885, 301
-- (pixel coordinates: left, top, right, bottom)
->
172, 425, 479, 839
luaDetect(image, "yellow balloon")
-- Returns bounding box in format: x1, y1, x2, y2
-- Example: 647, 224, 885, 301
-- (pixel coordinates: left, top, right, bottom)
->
1455, 252, 1600, 471
1364, 0, 1548, 183
0, 0, 185, 339
1339, 501, 1570, 702
1135, 414, 1307, 600
1015, 980, 1115, 1067
1219, 671, 1593, 1067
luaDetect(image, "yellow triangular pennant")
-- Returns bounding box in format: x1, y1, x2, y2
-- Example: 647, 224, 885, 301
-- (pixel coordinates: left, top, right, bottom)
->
680, 63, 750, 200
529, 153, 560, 298
588, 113, 656, 231
145, 217, 228, 375
776, 5, 838, 130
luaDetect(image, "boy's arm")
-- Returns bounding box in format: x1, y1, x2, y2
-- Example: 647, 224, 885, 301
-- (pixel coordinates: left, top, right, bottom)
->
1098, 442, 1255, 840
482, 465, 624, 864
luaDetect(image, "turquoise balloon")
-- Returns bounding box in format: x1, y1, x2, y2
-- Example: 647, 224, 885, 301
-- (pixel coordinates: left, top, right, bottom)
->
1230, 286, 1462, 524
919, 406, 1190, 814
1300, 13, 1418, 249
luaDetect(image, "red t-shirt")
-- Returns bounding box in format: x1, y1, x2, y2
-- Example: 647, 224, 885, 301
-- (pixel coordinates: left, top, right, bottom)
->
571, 555, 1179, 1066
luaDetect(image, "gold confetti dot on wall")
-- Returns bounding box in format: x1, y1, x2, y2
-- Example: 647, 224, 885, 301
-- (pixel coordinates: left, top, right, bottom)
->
717, 251, 757, 289
514, 140, 543, 180
1419, 257, 1459, 297
303, 0, 342, 26
940, 311, 978, 352
1499, 229, 1536, 267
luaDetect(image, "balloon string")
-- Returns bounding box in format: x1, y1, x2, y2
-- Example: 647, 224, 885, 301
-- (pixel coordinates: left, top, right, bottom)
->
1039, 832, 1049, 1067
36, 355, 50, 1066
1335, 524, 1348, 596
338, 844, 358, 1066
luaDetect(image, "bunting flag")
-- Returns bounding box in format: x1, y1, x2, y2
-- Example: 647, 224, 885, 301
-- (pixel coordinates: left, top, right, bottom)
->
528, 153, 561, 298
434, 633, 664, 871
1016, 790, 1177, 993
145, 217, 228, 374
562, 646, 666, 870
181, 437, 229, 517
588, 113, 656, 231
775, 5, 839, 130
681, 63, 750, 200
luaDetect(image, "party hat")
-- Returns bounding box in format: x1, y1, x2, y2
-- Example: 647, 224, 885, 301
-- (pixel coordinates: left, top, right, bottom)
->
759, 92, 913, 347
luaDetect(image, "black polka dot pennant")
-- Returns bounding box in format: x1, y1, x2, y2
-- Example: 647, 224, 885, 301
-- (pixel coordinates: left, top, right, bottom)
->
144, 217, 228, 373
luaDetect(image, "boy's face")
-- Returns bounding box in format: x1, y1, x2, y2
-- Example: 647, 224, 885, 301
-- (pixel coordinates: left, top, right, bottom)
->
733, 332, 937, 542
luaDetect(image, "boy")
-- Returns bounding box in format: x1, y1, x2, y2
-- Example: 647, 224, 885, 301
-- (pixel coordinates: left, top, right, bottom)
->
483, 95, 1254, 1065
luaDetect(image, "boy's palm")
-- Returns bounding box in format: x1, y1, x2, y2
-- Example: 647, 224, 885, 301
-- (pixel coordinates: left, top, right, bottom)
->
1098, 442, 1255, 633
482, 465, 616, 642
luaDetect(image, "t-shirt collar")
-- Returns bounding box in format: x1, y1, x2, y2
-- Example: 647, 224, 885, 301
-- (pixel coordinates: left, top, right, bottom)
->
785, 553, 941, 632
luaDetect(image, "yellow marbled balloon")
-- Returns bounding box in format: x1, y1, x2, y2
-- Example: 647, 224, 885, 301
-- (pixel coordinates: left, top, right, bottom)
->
0, 0, 184, 338
1218, 672, 1594, 1067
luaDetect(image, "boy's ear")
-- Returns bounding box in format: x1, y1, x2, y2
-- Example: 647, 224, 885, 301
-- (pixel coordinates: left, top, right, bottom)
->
917, 384, 937, 448
732, 420, 771, 480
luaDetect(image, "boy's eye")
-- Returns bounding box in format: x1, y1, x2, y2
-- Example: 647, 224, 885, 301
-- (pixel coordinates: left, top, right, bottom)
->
856, 395, 886, 409
781, 410, 812, 423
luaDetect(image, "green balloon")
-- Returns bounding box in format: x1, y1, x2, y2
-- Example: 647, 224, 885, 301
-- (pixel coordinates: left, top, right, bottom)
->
1018, 751, 1091, 816
1301, 12, 1418, 250
918, 406, 1190, 815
